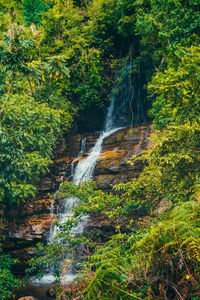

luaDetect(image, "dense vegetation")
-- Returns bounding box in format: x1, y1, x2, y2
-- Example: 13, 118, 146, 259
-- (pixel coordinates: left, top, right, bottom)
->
0, 0, 199, 299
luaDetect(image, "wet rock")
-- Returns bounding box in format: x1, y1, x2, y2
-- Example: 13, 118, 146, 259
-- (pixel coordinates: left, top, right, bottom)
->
46, 284, 58, 298
94, 124, 153, 189
18, 297, 39, 300
7, 132, 102, 243
7, 125, 153, 244
6, 208, 20, 217
9, 213, 56, 241
9, 248, 31, 276
6, 132, 102, 274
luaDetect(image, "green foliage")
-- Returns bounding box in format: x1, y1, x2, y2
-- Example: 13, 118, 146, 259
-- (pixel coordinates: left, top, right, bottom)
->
39, 0, 139, 111
41, 176, 200, 299
0, 16, 74, 296
57, 180, 147, 227
135, 0, 200, 63
27, 215, 90, 281
0, 254, 23, 300
0, 0, 200, 298
40, 0, 107, 110
35, 119, 200, 298
149, 45, 200, 128
126, 122, 200, 205
0, 33, 34, 74
0, 0, 23, 32
23, 0, 50, 25
0, 32, 40, 103
82, 201, 200, 299
0, 93, 69, 206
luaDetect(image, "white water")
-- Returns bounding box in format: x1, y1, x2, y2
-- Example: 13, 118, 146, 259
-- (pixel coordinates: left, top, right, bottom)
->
73, 128, 120, 184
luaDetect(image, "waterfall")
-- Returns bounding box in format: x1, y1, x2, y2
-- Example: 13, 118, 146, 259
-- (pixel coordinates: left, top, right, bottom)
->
30, 63, 144, 286
73, 129, 119, 184
105, 63, 145, 129
31, 107, 121, 286
49, 137, 87, 244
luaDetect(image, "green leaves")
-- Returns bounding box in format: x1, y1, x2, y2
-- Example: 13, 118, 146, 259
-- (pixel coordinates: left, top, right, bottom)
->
23, 0, 50, 25
44, 55, 70, 80
0, 8, 75, 211
129, 201, 200, 298
128, 123, 200, 205
149, 45, 200, 128
0, 33, 35, 74
0, 94, 64, 205
41, 120, 200, 298
136, 0, 200, 51
0, 254, 23, 300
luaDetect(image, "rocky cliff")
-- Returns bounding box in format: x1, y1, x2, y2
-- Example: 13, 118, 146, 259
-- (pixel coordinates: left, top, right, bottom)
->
5, 123, 153, 273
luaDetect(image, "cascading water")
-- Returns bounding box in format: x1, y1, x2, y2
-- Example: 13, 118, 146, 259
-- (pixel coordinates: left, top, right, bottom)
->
30, 63, 145, 286
49, 137, 87, 243
105, 63, 145, 129
73, 129, 119, 184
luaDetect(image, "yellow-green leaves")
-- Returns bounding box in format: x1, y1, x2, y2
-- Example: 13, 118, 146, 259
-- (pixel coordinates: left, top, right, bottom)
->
149, 45, 200, 128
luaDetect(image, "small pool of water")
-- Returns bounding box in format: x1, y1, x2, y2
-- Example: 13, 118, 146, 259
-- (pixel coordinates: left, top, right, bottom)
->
14, 273, 77, 299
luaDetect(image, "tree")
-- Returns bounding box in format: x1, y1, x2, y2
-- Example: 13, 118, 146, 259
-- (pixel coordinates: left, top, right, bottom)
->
149, 45, 200, 128
23, 0, 49, 25
0, 33, 36, 114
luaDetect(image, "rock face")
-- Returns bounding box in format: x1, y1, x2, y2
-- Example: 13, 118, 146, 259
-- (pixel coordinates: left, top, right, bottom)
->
95, 124, 153, 189
6, 123, 153, 273
18, 297, 39, 300
6, 133, 99, 246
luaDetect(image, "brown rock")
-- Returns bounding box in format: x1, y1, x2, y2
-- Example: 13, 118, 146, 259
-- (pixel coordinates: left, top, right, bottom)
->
47, 284, 59, 298
94, 124, 153, 188
24, 197, 55, 216
8, 124, 153, 243
18, 297, 39, 300
7, 132, 100, 245
10, 213, 56, 241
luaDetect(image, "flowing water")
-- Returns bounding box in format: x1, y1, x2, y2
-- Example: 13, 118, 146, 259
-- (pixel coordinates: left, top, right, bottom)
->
27, 63, 145, 291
